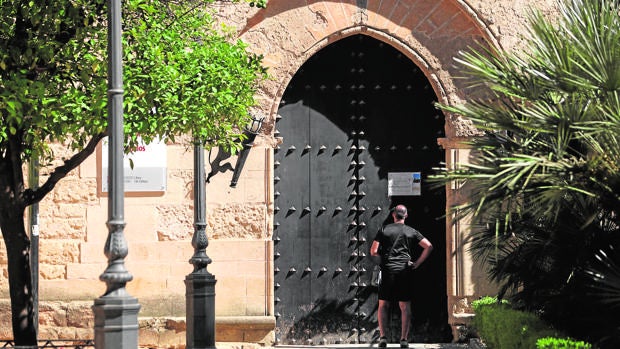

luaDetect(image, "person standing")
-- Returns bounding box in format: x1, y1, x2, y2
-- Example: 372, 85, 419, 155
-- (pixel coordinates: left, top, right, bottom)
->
370, 204, 433, 348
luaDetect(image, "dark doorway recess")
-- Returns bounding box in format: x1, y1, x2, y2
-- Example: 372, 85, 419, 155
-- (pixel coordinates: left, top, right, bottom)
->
274, 34, 450, 345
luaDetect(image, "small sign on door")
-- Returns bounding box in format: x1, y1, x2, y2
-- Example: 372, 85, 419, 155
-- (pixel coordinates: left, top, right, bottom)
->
388, 172, 421, 196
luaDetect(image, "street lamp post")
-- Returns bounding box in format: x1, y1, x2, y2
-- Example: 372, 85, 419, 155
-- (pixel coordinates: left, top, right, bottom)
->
186, 141, 217, 349
186, 113, 264, 349
28, 157, 39, 337
93, 1, 140, 348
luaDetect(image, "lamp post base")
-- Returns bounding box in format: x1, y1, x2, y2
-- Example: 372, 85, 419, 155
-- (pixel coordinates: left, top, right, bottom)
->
93, 296, 141, 349
186, 272, 218, 349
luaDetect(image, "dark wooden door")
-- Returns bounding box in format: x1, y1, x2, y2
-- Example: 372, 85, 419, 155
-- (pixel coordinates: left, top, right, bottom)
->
274, 35, 449, 345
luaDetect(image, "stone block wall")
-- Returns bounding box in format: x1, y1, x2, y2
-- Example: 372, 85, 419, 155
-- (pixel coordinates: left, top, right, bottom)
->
0, 140, 274, 346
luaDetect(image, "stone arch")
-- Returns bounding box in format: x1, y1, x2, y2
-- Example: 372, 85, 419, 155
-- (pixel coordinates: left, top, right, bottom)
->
232, 0, 500, 340
238, 0, 497, 138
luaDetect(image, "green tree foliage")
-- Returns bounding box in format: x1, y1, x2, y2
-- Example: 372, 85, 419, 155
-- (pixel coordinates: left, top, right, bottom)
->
0, 0, 266, 344
434, 0, 620, 346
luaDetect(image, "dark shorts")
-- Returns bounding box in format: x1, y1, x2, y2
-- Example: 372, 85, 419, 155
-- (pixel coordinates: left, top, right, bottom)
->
378, 269, 413, 302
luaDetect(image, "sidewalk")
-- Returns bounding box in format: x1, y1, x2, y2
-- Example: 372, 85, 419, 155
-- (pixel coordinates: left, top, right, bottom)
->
274, 344, 470, 348
216, 343, 473, 349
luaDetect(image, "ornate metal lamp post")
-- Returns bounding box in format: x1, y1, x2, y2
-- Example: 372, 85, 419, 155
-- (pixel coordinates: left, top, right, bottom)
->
186, 139, 217, 349
186, 113, 264, 349
28, 157, 39, 337
93, 1, 140, 348
230, 113, 265, 188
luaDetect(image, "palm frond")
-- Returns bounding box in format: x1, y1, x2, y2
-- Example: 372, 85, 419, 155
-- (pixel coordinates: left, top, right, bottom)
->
433, 1, 620, 343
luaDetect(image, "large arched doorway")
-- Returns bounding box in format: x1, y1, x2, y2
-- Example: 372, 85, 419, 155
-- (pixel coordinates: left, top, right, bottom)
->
273, 34, 449, 345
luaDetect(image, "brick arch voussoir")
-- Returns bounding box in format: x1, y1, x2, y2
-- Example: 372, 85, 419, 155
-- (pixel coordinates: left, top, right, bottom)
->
241, 0, 499, 49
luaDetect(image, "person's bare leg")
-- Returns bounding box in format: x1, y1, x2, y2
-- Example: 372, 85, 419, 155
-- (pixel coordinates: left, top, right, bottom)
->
378, 299, 390, 338
399, 301, 411, 341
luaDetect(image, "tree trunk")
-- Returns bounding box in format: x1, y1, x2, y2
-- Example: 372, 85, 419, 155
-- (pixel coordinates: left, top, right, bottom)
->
0, 205, 37, 345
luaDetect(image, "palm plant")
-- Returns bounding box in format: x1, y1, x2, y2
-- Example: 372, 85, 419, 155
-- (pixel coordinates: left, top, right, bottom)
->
434, 0, 620, 345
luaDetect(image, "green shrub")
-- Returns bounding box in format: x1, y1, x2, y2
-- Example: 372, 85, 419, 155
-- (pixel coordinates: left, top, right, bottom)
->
472, 297, 558, 349
472, 296, 508, 310
536, 337, 592, 349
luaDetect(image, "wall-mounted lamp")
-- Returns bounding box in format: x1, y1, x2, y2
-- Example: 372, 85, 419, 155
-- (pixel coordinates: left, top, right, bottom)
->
229, 112, 265, 187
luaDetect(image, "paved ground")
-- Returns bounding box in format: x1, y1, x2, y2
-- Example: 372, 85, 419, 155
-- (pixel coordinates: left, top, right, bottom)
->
274, 344, 470, 348
216, 343, 473, 349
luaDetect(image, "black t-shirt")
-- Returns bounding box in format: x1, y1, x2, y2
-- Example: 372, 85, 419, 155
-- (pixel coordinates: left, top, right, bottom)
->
374, 223, 425, 273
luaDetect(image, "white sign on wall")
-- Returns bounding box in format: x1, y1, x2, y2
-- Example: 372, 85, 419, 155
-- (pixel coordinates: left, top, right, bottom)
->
101, 137, 167, 192
388, 172, 421, 196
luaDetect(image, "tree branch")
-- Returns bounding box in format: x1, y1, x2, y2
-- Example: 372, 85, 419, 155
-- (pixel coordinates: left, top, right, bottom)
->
26, 132, 107, 206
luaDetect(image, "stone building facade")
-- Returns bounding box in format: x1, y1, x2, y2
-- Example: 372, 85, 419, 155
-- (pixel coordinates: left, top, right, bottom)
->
0, 0, 557, 347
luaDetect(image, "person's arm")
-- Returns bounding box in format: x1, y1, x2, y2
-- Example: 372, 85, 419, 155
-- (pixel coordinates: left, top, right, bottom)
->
370, 240, 380, 256
411, 238, 432, 269
370, 227, 384, 257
